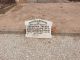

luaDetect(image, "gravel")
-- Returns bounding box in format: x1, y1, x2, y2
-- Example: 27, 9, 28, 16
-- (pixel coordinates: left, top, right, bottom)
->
0, 34, 80, 60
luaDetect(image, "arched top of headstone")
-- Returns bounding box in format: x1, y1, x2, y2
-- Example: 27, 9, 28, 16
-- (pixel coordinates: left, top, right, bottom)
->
25, 19, 52, 26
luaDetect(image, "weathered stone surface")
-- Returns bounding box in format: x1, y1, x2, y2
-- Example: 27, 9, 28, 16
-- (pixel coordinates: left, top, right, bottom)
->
25, 19, 52, 38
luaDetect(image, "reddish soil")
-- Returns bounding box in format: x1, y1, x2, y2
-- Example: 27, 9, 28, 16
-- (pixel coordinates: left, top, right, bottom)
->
0, 3, 80, 33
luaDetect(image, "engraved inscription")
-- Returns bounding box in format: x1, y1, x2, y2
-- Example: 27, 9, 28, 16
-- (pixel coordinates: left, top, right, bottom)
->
25, 19, 52, 38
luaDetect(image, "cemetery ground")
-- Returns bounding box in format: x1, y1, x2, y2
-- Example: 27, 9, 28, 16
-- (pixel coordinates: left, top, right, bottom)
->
0, 3, 80, 60
0, 34, 80, 60
0, 3, 80, 33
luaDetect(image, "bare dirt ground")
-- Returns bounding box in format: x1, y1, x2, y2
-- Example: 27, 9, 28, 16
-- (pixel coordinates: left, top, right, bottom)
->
0, 3, 80, 33
0, 3, 80, 60
0, 34, 80, 60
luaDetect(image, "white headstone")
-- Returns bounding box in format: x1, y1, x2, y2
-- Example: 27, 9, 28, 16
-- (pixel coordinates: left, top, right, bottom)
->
25, 19, 52, 38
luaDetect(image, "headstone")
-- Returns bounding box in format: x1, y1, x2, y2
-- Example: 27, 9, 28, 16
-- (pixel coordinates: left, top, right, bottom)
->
25, 19, 52, 38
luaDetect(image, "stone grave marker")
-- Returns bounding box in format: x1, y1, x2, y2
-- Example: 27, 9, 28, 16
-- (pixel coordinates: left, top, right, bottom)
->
25, 19, 52, 38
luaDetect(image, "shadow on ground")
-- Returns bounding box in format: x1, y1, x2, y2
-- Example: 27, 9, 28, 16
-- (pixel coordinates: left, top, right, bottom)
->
0, 4, 16, 14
